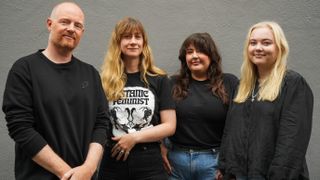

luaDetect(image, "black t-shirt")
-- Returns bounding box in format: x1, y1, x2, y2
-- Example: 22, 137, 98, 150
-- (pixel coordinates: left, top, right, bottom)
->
109, 72, 175, 137
169, 73, 238, 149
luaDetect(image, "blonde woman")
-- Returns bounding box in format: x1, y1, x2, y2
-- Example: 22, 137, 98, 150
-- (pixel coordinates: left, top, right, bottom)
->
98, 17, 176, 180
218, 21, 313, 180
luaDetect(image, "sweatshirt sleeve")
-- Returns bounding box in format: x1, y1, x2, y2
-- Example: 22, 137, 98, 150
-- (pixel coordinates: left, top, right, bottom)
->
90, 71, 111, 146
2, 61, 48, 157
267, 73, 313, 180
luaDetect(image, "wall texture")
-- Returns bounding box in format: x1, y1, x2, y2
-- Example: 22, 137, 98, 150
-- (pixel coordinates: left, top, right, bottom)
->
1, 0, 319, 179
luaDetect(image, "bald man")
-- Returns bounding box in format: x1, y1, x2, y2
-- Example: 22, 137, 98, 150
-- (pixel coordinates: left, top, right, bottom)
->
2, 2, 110, 180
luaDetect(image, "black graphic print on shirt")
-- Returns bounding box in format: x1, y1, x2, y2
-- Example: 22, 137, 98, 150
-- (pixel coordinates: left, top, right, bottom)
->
109, 86, 155, 136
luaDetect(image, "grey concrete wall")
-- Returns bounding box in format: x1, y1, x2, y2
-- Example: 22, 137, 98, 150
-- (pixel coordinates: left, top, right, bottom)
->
1, 0, 319, 179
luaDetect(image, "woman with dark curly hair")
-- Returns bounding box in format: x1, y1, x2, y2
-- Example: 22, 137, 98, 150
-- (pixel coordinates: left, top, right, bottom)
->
161, 32, 238, 180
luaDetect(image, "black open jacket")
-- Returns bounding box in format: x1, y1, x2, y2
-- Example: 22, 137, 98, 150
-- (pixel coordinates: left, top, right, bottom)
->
219, 70, 313, 180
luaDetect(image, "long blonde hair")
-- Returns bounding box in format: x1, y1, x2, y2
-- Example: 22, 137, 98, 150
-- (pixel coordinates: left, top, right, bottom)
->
101, 17, 165, 101
234, 21, 289, 103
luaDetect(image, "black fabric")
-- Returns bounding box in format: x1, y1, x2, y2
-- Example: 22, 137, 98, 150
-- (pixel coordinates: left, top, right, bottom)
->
98, 143, 166, 180
169, 73, 238, 149
2, 50, 110, 180
219, 70, 313, 180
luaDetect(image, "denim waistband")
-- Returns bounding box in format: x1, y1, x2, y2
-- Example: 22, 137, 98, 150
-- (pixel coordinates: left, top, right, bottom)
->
171, 143, 219, 153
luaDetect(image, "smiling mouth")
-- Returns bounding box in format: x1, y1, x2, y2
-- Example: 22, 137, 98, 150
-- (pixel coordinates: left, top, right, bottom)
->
254, 54, 265, 57
127, 49, 140, 52
63, 35, 75, 40
191, 59, 200, 63
191, 62, 201, 66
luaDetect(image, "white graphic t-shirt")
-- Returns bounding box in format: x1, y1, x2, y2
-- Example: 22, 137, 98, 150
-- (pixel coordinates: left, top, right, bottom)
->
110, 86, 155, 136
108, 72, 175, 137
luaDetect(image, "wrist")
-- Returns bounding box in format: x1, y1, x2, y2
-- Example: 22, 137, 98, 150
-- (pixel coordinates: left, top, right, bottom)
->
57, 166, 72, 179
131, 132, 140, 144
83, 161, 96, 175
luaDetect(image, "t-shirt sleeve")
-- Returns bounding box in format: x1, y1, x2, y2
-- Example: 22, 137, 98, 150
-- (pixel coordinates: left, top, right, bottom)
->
2, 60, 48, 157
158, 75, 176, 110
223, 73, 239, 102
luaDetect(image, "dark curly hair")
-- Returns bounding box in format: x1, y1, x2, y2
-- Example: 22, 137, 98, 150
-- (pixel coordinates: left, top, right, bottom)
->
172, 32, 228, 104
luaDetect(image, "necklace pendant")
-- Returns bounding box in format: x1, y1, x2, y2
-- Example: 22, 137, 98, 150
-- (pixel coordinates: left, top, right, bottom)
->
251, 97, 254, 102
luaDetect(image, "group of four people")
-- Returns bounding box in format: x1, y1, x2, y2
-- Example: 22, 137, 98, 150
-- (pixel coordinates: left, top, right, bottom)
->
2, 2, 313, 180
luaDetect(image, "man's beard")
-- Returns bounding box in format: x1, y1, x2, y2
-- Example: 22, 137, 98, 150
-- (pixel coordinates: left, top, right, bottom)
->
55, 39, 77, 52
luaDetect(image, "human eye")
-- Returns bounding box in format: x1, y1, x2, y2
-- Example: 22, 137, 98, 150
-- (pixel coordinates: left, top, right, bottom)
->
186, 49, 193, 54
135, 34, 143, 39
196, 50, 204, 55
262, 40, 273, 46
122, 34, 131, 39
74, 22, 84, 30
249, 40, 257, 46
59, 19, 70, 25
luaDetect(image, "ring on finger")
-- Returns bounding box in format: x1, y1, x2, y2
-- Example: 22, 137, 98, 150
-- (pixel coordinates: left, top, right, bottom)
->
119, 150, 124, 154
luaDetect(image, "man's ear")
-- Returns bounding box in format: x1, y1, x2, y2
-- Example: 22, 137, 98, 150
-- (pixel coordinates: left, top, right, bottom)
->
46, 18, 52, 31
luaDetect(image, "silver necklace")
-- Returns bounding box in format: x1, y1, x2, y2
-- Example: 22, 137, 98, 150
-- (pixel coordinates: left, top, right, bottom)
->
251, 86, 259, 102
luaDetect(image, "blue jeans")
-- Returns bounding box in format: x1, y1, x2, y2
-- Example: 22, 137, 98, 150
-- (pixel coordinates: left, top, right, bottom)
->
168, 146, 219, 180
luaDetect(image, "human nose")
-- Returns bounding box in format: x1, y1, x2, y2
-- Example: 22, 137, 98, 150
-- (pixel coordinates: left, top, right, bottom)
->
255, 43, 263, 51
192, 52, 199, 59
62, 23, 75, 33
128, 36, 137, 44
66, 23, 76, 32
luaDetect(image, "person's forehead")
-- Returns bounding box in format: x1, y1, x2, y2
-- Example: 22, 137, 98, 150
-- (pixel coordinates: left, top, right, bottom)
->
187, 44, 196, 49
52, 3, 84, 21
123, 28, 142, 35
251, 27, 273, 37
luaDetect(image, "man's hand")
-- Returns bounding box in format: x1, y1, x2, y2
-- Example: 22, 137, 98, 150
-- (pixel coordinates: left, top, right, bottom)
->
61, 143, 103, 180
32, 145, 72, 178
61, 164, 95, 180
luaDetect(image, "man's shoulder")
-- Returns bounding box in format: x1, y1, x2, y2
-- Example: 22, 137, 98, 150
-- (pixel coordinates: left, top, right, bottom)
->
17, 50, 40, 61
72, 56, 100, 77
73, 56, 95, 68
11, 51, 41, 70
